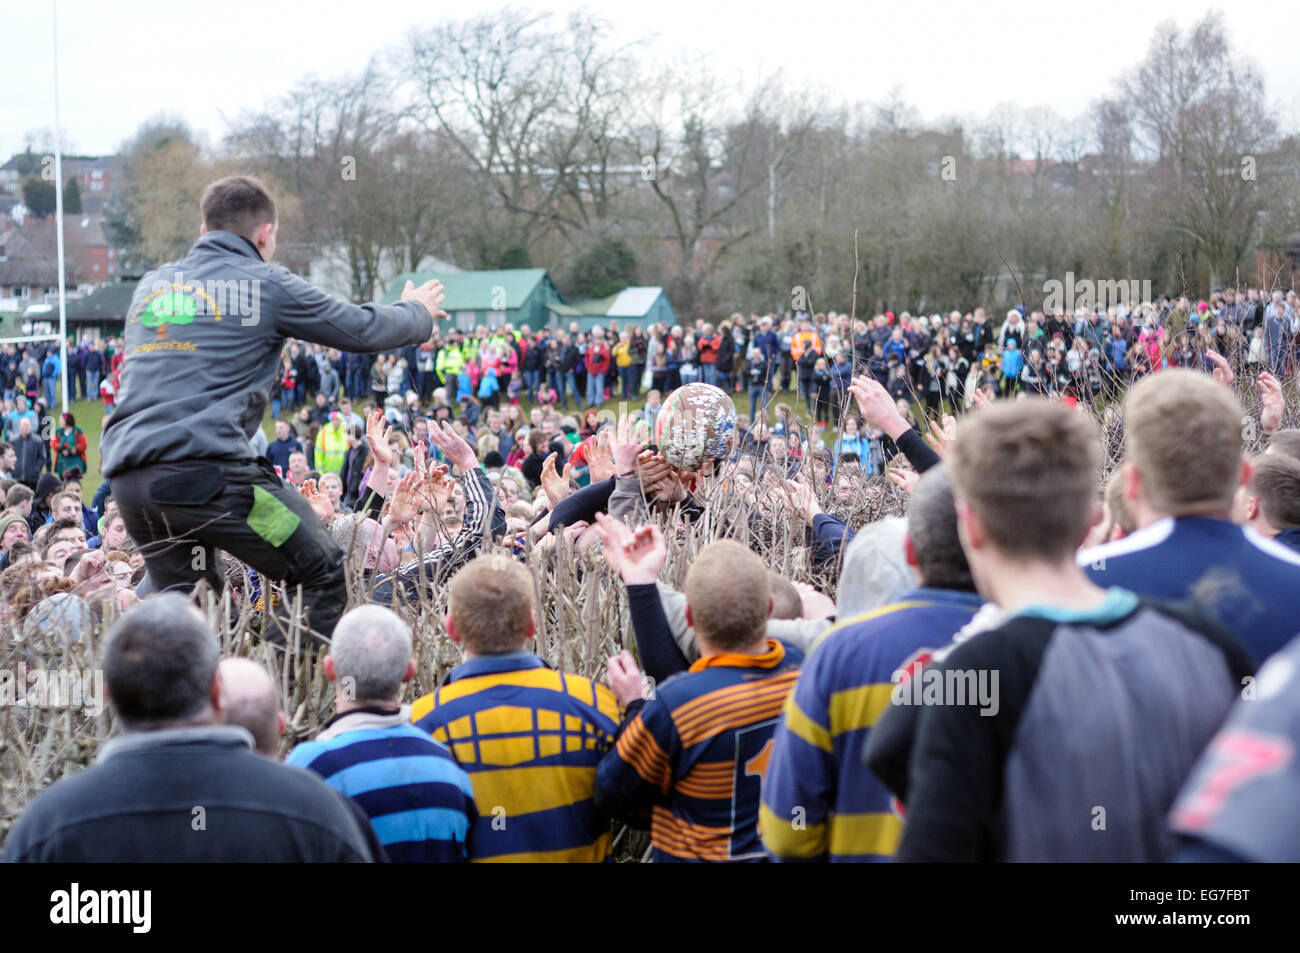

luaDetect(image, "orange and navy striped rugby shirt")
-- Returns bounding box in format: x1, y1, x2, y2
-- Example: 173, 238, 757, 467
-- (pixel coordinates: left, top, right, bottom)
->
595, 639, 803, 862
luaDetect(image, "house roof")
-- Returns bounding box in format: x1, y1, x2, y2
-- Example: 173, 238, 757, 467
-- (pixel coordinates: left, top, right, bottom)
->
379, 268, 555, 308
0, 228, 57, 285
62, 282, 136, 322
548, 286, 667, 318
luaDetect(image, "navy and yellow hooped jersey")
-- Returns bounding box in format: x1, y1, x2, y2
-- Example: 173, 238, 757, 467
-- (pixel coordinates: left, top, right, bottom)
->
760, 589, 982, 862
410, 652, 621, 862
595, 639, 803, 862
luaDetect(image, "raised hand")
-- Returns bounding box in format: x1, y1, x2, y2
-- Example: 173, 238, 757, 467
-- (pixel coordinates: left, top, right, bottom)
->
401, 279, 447, 321
611, 413, 646, 477
419, 463, 454, 511
848, 374, 910, 440
387, 471, 422, 525
592, 511, 634, 574
605, 649, 647, 708
1259, 371, 1285, 435
540, 452, 574, 509
924, 413, 958, 459
619, 523, 667, 585
300, 479, 335, 523
427, 419, 478, 472
366, 408, 395, 468
1206, 349, 1234, 389
587, 430, 616, 483
971, 388, 993, 411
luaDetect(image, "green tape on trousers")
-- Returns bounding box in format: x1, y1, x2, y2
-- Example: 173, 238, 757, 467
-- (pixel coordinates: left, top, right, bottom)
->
247, 485, 301, 547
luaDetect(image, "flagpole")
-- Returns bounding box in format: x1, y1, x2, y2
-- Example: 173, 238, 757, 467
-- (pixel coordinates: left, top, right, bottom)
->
53, 0, 68, 417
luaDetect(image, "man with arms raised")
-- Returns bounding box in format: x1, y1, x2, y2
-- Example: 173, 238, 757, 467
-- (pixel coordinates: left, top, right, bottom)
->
595, 533, 803, 862
100, 176, 446, 641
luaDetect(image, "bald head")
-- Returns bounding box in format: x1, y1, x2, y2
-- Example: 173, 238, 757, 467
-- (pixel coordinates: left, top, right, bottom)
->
219, 658, 282, 757
685, 540, 770, 651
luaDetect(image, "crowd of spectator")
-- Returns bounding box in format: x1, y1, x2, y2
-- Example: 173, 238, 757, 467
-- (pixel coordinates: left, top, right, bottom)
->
2, 280, 1300, 864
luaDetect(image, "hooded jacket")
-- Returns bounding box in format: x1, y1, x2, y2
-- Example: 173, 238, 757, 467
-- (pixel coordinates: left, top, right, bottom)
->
100, 231, 432, 476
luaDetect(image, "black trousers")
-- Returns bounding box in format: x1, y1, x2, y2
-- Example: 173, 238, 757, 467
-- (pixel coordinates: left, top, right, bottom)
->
112, 457, 346, 643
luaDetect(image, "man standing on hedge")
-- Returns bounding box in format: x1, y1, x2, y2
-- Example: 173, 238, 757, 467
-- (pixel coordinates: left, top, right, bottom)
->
100, 175, 445, 641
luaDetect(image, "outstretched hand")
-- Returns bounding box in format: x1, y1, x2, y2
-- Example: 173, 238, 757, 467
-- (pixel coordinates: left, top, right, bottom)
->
587, 430, 616, 484
300, 478, 335, 523
785, 477, 822, 527
386, 471, 422, 525
401, 278, 447, 321
888, 466, 919, 495
924, 413, 957, 459
592, 511, 634, 574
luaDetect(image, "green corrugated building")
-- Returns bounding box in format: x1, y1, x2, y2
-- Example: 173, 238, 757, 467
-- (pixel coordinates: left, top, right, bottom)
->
380, 268, 562, 331
546, 286, 676, 332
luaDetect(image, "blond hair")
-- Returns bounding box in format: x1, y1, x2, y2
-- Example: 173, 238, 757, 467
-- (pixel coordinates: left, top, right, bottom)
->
684, 540, 770, 649
1124, 370, 1242, 515
450, 554, 534, 655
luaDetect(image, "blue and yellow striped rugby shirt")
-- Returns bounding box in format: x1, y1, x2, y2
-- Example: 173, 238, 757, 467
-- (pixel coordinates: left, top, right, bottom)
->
596, 639, 804, 862
286, 707, 477, 863
410, 651, 621, 862
759, 588, 982, 862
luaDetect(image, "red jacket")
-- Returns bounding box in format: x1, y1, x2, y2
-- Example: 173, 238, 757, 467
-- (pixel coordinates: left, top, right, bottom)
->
585, 344, 611, 375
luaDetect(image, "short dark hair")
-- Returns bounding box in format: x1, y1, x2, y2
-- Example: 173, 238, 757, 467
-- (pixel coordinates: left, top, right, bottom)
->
1251, 455, 1300, 530
104, 595, 219, 730
1268, 429, 1300, 463
201, 176, 276, 238
907, 465, 974, 591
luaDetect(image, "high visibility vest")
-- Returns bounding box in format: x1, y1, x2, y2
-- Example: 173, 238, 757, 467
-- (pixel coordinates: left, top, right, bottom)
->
315, 423, 349, 473
436, 346, 465, 377
792, 331, 822, 360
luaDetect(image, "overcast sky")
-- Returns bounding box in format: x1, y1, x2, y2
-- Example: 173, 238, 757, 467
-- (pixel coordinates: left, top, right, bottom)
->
4, 0, 1298, 160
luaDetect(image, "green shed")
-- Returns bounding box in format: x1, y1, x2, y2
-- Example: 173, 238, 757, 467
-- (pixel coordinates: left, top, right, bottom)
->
546, 286, 675, 333
380, 268, 563, 331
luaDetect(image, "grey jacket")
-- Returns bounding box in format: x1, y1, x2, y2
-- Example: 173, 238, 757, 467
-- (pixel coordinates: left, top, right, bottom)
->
101, 231, 433, 476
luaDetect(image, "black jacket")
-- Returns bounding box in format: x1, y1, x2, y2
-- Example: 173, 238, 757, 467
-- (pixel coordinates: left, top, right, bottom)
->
1, 725, 384, 862
12, 433, 48, 487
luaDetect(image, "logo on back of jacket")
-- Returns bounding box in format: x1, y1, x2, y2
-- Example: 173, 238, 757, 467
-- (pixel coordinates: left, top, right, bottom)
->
128, 276, 260, 354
